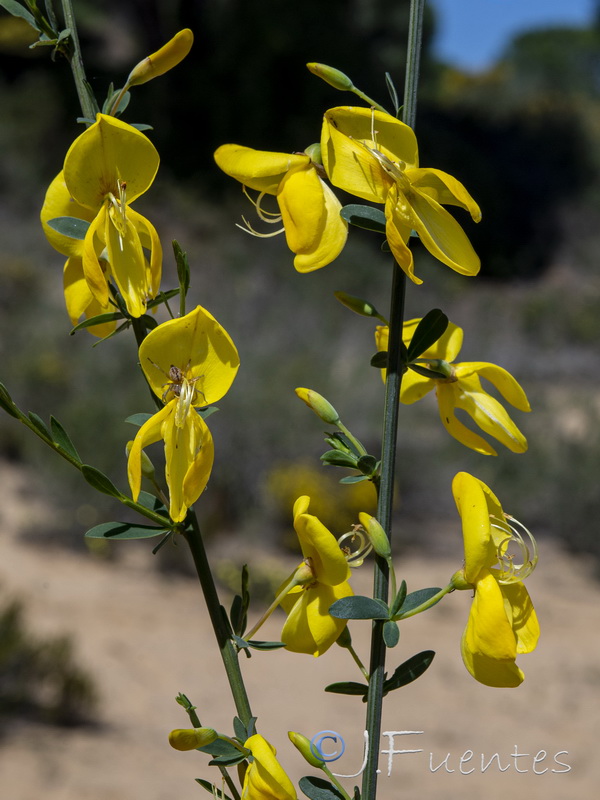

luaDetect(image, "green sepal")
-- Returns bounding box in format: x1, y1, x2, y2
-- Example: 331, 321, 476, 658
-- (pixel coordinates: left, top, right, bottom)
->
46, 216, 90, 240
329, 595, 389, 620
357, 455, 378, 476
339, 474, 369, 485
81, 465, 123, 498
0, 382, 19, 418
406, 308, 449, 362
340, 204, 386, 234
408, 363, 448, 380
84, 521, 169, 540
382, 650, 435, 694
390, 579, 407, 617
172, 240, 191, 296
139, 313, 158, 331
383, 620, 400, 648
299, 776, 347, 800
320, 450, 359, 469
370, 351, 388, 369
50, 415, 81, 463
70, 312, 123, 334
27, 412, 50, 437
195, 779, 234, 800
333, 291, 383, 320
232, 635, 286, 651
396, 587, 443, 617
101, 83, 130, 116
324, 681, 368, 698
324, 431, 361, 457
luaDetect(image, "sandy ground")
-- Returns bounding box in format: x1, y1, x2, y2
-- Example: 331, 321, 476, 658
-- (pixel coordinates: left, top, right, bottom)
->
1, 462, 599, 800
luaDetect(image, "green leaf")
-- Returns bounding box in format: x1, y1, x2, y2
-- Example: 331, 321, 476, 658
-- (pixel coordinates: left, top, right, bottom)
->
247, 640, 286, 651
408, 363, 449, 380
27, 411, 50, 437
390, 579, 407, 617
0, 1, 37, 28
320, 450, 358, 469
84, 521, 168, 540
383, 650, 435, 693
209, 753, 247, 767
399, 588, 442, 616
406, 309, 449, 362
46, 216, 90, 240
340, 204, 386, 234
199, 406, 219, 421
324, 431, 361, 457
339, 474, 369, 485
233, 715, 246, 742
329, 596, 389, 620
139, 313, 158, 330
195, 779, 234, 800
383, 620, 400, 648
324, 681, 368, 698
50, 415, 81, 462
357, 455, 378, 475
125, 413, 152, 428
70, 312, 123, 334
230, 564, 249, 635
81, 465, 123, 498
173, 240, 191, 295
146, 288, 181, 310
136, 490, 168, 515
370, 351, 388, 369
0, 382, 19, 418
299, 776, 346, 800
130, 123, 153, 131
385, 71, 400, 116
198, 739, 244, 759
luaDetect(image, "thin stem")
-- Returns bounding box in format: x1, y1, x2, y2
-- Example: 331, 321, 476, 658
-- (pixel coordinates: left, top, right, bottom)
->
59, 0, 97, 120
346, 642, 370, 682
183, 512, 253, 727
361, 2, 425, 798
321, 765, 353, 800
349, 86, 390, 115
243, 572, 299, 641
395, 583, 454, 620
337, 420, 367, 457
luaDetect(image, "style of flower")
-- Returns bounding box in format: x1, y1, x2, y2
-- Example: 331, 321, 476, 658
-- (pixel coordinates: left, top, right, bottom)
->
213, 144, 348, 272
321, 106, 481, 283
451, 472, 539, 687
242, 734, 297, 800
127, 305, 239, 523
45, 113, 162, 318
278, 496, 353, 656
41, 172, 116, 338
375, 319, 530, 455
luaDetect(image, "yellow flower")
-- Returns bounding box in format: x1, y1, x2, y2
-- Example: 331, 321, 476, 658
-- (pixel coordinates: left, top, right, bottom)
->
375, 320, 530, 455
41, 172, 116, 338
127, 306, 239, 522
279, 496, 353, 656
242, 734, 297, 800
56, 114, 162, 318
321, 106, 481, 283
452, 472, 539, 687
214, 144, 347, 272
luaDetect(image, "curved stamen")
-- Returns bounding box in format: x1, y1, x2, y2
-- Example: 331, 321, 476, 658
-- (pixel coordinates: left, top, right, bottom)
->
236, 187, 286, 239
236, 216, 285, 239
338, 527, 373, 568
490, 514, 538, 584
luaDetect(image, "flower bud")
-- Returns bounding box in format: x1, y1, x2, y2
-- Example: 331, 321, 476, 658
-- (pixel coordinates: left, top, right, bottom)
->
295, 388, 340, 425
168, 727, 218, 752
127, 29, 194, 88
126, 440, 155, 480
304, 143, 322, 164
450, 569, 472, 591
306, 63, 354, 91
334, 291, 382, 320
359, 513, 391, 559
288, 731, 325, 769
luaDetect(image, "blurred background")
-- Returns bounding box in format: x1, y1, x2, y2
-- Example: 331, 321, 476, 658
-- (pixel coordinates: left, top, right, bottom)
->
1, 1, 600, 798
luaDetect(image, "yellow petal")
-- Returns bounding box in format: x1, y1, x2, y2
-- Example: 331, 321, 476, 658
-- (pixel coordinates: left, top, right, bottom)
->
451, 472, 498, 582
63, 256, 116, 338
139, 305, 240, 406
63, 114, 159, 209
502, 582, 540, 655
384, 188, 419, 281
242, 735, 297, 800
294, 509, 350, 586
41, 171, 94, 257
461, 629, 524, 688
401, 188, 481, 277
105, 207, 149, 318
127, 207, 163, 297
127, 29, 194, 87
214, 144, 309, 195
163, 408, 214, 523
437, 384, 499, 456
408, 167, 481, 222
281, 582, 353, 656
459, 362, 531, 412
82, 205, 110, 306
127, 402, 174, 501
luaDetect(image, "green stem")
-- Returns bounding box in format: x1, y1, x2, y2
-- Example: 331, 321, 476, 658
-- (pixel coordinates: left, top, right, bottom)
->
322, 765, 353, 800
183, 511, 253, 727
361, 3, 425, 799
337, 420, 367, 457
59, 0, 97, 121
349, 86, 389, 115
243, 572, 299, 641
395, 583, 454, 620
346, 642, 370, 682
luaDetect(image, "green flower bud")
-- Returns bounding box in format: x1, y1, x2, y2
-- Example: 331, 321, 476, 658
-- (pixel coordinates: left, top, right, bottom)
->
359, 513, 391, 559
450, 570, 472, 591
288, 731, 325, 769
334, 291, 383, 320
168, 727, 217, 751
295, 388, 340, 425
304, 143, 322, 164
306, 63, 354, 91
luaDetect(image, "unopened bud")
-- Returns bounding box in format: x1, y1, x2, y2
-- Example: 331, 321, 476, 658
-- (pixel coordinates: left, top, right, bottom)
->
288, 731, 325, 769
307, 63, 354, 91
304, 143, 322, 164
334, 291, 382, 320
168, 727, 218, 751
295, 388, 340, 425
127, 29, 194, 88
359, 513, 391, 559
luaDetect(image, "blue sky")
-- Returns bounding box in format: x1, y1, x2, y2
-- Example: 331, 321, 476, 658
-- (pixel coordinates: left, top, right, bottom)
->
429, 0, 597, 71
